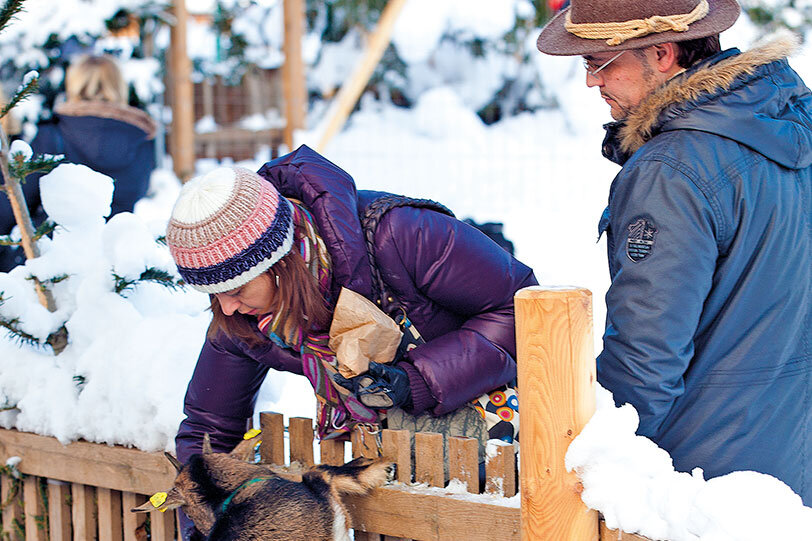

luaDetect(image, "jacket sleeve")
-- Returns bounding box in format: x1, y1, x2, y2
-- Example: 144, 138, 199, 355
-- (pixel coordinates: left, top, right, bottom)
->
377, 207, 538, 415
597, 155, 719, 438
174, 331, 304, 463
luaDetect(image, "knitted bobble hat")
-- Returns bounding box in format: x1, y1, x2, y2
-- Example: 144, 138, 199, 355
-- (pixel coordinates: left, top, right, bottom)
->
165, 166, 295, 294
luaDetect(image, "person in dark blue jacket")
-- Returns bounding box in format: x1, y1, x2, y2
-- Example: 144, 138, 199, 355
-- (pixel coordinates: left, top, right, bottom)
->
538, 0, 812, 504
0, 54, 156, 271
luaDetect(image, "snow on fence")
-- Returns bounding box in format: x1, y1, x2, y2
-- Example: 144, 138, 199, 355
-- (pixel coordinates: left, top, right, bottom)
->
0, 287, 648, 540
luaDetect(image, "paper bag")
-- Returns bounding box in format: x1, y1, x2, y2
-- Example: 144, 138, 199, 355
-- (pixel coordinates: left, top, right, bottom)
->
328, 287, 403, 378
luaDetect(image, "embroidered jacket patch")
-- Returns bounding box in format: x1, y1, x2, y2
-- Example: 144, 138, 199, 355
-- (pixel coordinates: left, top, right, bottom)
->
626, 218, 657, 262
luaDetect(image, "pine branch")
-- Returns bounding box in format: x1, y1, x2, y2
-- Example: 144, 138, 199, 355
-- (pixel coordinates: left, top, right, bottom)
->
114, 267, 185, 294
40, 273, 68, 285
0, 0, 24, 35
1, 72, 37, 119
0, 316, 41, 347
31, 219, 55, 242
0, 234, 18, 246
8, 153, 63, 181
0, 294, 41, 347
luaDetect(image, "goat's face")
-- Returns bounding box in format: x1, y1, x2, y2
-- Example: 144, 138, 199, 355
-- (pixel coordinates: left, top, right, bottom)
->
131, 433, 262, 535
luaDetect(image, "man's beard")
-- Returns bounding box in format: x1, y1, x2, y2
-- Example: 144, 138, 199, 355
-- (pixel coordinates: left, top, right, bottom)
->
601, 92, 633, 120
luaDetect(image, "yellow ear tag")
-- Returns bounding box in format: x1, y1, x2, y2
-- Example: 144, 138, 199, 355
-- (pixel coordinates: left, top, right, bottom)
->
150, 492, 167, 508
243, 428, 261, 440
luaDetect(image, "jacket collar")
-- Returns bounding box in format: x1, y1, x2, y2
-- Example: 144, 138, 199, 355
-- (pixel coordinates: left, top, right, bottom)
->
602, 33, 799, 164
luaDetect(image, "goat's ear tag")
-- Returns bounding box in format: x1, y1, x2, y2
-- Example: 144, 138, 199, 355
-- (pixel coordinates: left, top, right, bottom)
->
243, 428, 261, 440
150, 492, 168, 508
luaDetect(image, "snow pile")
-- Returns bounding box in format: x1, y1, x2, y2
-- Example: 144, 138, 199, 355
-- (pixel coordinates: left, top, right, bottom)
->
0, 164, 211, 452
566, 387, 812, 540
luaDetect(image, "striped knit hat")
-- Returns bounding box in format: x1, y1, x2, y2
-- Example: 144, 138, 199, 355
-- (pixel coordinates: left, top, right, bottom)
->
165, 166, 295, 294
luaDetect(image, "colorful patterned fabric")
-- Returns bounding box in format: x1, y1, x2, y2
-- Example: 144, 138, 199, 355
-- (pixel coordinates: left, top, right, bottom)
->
393, 309, 520, 444
257, 201, 378, 440
472, 386, 519, 443
166, 167, 295, 294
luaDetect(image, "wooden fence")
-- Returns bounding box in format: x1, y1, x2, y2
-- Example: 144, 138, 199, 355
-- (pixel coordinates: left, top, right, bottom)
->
0, 287, 651, 540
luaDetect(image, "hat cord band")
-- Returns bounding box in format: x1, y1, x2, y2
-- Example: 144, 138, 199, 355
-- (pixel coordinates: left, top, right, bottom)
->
565, 0, 709, 46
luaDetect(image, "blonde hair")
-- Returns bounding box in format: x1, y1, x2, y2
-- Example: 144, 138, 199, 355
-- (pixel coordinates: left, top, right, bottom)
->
65, 55, 128, 105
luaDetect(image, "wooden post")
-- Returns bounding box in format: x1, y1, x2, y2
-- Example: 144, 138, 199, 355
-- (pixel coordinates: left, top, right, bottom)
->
485, 442, 516, 497
97, 487, 123, 541
315, 0, 407, 153
169, 0, 195, 181
414, 432, 443, 487
121, 492, 146, 541
282, 0, 306, 151
288, 417, 314, 467
149, 510, 175, 541
71, 483, 97, 541
46, 481, 71, 541
1, 473, 23, 540
351, 425, 381, 459
515, 286, 598, 541
259, 412, 285, 465
201, 79, 216, 159
381, 429, 410, 484
23, 476, 46, 541
448, 437, 478, 494
319, 438, 345, 466
0, 126, 55, 311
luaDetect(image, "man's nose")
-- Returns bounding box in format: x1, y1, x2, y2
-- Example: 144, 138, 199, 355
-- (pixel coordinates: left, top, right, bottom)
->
218, 295, 241, 316
586, 71, 602, 87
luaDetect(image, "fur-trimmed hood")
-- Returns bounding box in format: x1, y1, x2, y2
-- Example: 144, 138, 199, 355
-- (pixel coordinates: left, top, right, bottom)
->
613, 33, 812, 169
54, 100, 156, 139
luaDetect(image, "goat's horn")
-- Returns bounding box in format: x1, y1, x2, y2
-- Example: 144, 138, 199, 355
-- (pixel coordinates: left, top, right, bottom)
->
164, 452, 183, 472
202, 433, 213, 454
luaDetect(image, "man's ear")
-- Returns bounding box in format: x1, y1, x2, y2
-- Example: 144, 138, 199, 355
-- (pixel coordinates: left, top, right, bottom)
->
651, 42, 681, 73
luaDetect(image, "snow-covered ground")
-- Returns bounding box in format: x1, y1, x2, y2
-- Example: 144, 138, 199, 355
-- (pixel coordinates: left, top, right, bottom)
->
1, 3, 812, 540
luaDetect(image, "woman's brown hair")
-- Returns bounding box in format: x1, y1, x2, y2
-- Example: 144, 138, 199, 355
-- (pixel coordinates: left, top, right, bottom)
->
207, 244, 332, 347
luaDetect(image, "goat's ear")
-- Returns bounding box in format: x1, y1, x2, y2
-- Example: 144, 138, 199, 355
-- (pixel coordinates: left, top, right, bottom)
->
202, 433, 213, 455
229, 431, 261, 462
165, 452, 183, 472
131, 488, 186, 513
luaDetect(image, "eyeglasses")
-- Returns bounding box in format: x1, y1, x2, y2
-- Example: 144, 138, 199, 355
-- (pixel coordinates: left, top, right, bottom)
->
583, 50, 626, 78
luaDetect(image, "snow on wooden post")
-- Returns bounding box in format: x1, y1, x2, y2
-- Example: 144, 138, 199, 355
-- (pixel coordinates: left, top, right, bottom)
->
515, 286, 598, 541
282, 0, 306, 152
315, 0, 408, 153
169, 0, 195, 182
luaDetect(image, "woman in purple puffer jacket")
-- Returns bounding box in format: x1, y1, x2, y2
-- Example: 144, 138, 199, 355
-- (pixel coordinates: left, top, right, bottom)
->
166, 145, 536, 538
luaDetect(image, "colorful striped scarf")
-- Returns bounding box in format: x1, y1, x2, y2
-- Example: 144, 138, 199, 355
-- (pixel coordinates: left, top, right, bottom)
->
257, 201, 378, 439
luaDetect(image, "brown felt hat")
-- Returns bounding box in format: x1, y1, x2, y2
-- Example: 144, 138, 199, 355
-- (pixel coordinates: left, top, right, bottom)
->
537, 0, 741, 56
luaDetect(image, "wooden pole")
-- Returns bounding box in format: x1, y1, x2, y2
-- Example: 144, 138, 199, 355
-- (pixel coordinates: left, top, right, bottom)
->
515, 286, 598, 541
169, 0, 195, 182
0, 125, 55, 311
315, 0, 407, 153
282, 0, 306, 151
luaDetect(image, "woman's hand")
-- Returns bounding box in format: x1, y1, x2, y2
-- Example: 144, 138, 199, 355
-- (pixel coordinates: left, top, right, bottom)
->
333, 362, 412, 409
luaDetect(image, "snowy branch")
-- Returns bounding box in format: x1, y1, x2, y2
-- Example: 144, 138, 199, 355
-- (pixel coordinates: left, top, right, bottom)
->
0, 72, 38, 119
7, 153, 64, 182
113, 267, 185, 295
0, 0, 25, 35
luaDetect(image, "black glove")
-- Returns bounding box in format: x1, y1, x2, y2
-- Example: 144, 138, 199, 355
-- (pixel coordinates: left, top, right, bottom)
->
332, 361, 412, 409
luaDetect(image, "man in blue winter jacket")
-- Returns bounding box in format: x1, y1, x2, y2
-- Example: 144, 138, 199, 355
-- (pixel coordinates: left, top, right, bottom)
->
538, 0, 812, 504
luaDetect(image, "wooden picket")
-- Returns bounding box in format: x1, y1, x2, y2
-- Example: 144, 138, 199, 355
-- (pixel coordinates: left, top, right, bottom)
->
0, 421, 649, 540
0, 285, 654, 540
